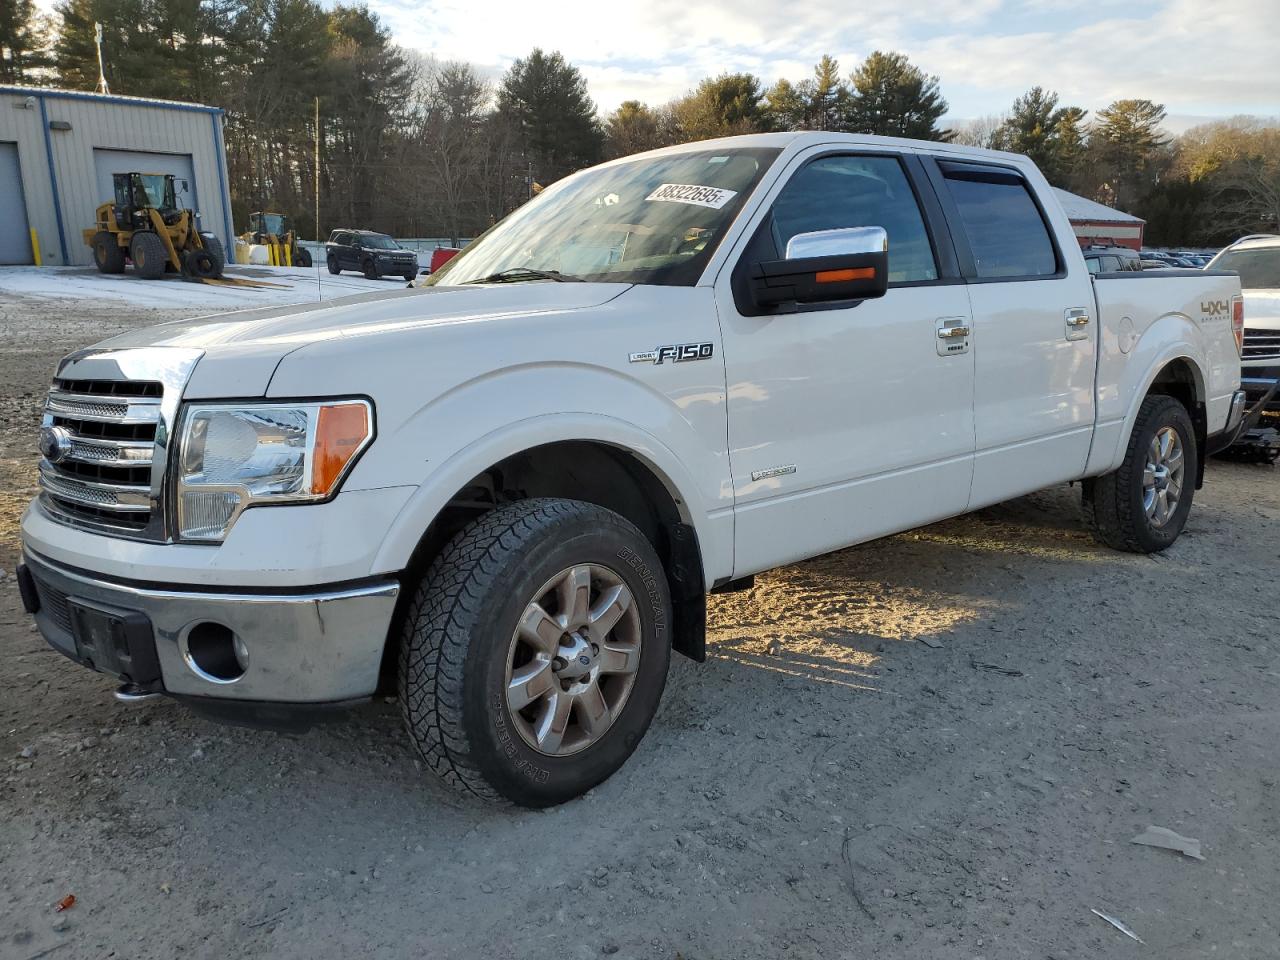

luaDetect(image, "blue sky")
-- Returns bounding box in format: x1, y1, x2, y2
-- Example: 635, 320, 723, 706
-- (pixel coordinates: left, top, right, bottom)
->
36, 0, 1277, 129
357, 0, 1278, 130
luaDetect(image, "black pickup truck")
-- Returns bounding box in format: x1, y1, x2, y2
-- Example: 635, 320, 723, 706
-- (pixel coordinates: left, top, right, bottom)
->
325, 229, 418, 281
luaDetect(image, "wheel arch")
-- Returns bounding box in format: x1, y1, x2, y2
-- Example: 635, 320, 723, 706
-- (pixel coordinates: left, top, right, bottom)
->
1138, 354, 1209, 488
374, 424, 713, 689
1090, 345, 1209, 483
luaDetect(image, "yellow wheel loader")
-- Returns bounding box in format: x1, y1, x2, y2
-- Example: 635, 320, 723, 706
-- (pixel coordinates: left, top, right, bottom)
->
241, 211, 312, 268
84, 172, 225, 280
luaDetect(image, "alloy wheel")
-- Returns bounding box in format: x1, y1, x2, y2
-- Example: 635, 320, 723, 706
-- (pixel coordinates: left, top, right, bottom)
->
1143, 425, 1185, 528
504, 563, 642, 756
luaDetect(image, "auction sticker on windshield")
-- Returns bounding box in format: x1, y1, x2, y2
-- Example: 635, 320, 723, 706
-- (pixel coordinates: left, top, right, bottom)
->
645, 184, 738, 209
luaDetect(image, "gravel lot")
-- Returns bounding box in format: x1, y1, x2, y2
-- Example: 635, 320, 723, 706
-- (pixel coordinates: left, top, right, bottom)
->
2, 283, 1279, 960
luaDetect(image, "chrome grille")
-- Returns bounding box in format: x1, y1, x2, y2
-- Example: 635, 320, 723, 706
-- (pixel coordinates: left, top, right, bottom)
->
37, 347, 203, 542
1243, 328, 1280, 361
39, 379, 163, 536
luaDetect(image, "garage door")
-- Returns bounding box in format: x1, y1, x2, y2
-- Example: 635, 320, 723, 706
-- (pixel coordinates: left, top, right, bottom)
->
92, 149, 197, 210
0, 143, 34, 265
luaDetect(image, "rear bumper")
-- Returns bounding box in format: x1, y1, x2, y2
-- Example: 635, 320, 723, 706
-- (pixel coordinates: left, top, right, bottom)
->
1241, 364, 1280, 414
18, 549, 399, 704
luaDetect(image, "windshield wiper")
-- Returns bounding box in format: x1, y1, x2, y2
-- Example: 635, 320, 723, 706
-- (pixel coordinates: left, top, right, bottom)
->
465, 267, 583, 284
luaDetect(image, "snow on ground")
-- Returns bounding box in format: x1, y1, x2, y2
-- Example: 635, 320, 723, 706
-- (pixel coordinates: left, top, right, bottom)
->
0, 264, 401, 309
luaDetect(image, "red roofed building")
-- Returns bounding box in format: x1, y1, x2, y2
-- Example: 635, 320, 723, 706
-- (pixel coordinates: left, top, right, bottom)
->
1052, 187, 1145, 251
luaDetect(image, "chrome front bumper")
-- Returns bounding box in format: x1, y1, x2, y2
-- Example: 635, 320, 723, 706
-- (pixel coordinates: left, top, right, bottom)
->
19, 550, 399, 703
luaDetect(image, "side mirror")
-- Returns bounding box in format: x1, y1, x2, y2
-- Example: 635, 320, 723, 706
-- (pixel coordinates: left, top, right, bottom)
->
751, 226, 889, 310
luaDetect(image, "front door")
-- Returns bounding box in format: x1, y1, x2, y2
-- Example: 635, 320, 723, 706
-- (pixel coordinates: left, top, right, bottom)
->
714, 149, 976, 578
928, 160, 1098, 508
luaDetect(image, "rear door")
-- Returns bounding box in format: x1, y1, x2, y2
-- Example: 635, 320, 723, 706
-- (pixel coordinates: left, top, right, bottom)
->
927, 159, 1098, 508
714, 148, 976, 577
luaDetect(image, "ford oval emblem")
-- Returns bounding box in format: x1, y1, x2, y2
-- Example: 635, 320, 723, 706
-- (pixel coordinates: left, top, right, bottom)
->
39, 425, 74, 464
578, 655, 591, 666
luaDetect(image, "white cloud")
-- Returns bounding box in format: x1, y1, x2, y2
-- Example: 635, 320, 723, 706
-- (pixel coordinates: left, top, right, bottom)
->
367, 0, 1276, 119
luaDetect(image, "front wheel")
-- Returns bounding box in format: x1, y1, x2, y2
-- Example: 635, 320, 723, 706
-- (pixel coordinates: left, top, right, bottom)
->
362, 259, 379, 280
399, 499, 672, 806
1083, 394, 1197, 552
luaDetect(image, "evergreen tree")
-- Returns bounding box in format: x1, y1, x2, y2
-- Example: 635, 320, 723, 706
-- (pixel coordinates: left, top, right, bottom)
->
991, 87, 1088, 184
603, 100, 674, 159
762, 78, 806, 131
0, 0, 53, 83
1088, 98, 1169, 209
671, 72, 764, 140
845, 51, 949, 141
806, 54, 848, 131
496, 48, 603, 186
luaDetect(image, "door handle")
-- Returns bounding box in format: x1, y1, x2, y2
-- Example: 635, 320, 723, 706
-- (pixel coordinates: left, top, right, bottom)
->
937, 325, 971, 339
1065, 308, 1091, 341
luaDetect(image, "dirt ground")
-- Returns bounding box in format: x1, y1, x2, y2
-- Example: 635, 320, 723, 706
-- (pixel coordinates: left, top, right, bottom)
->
2, 287, 1279, 960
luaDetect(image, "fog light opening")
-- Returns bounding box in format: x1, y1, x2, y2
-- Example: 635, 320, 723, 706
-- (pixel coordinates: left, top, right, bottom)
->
184, 622, 247, 683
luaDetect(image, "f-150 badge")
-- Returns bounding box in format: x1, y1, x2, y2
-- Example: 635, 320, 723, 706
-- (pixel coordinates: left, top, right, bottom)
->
629, 342, 714, 365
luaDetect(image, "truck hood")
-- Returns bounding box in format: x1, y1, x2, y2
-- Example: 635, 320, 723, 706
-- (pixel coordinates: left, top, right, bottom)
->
89, 283, 631, 398
1244, 289, 1280, 329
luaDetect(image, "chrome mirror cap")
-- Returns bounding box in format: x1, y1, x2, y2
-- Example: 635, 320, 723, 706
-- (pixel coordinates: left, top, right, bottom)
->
786, 226, 888, 260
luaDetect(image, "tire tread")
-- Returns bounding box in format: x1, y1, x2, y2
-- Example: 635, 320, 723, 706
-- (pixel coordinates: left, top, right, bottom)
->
399, 498, 639, 804
1083, 394, 1192, 553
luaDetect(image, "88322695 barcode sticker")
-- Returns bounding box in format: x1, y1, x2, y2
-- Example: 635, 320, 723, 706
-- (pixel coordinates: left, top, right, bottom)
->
644, 184, 738, 209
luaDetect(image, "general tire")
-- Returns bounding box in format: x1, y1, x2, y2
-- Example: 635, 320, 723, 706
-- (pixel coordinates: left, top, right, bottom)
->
296, 247, 313, 268
1083, 394, 1197, 553
129, 232, 166, 280
363, 259, 379, 280
399, 498, 672, 806
92, 231, 125, 274
327, 255, 340, 275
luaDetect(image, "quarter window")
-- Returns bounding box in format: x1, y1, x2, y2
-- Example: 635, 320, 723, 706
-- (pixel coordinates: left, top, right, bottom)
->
941, 168, 1058, 279
769, 155, 938, 283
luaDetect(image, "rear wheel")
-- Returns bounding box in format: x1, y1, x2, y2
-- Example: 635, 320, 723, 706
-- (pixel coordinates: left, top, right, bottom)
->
1083, 394, 1197, 552
92, 231, 125, 274
399, 498, 672, 806
327, 255, 340, 275
129, 232, 166, 280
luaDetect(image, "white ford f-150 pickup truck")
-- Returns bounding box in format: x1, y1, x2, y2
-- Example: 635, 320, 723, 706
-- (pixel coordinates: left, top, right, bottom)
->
18, 132, 1246, 806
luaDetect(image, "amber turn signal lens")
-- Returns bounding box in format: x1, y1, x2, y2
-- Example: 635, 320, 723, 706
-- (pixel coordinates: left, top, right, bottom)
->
313, 403, 371, 495
815, 267, 875, 283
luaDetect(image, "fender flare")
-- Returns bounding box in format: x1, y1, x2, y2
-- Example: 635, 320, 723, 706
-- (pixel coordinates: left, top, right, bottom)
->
369, 411, 722, 584
1093, 342, 1206, 477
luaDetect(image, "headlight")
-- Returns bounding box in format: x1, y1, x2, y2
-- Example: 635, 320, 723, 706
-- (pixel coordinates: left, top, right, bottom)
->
175, 400, 373, 542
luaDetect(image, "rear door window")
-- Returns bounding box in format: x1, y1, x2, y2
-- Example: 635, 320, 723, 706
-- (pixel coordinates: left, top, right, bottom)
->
940, 165, 1059, 279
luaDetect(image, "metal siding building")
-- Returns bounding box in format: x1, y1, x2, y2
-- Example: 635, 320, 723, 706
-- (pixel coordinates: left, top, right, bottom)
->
0, 86, 233, 266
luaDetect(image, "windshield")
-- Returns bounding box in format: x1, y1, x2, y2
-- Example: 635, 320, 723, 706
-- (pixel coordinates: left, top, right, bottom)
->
361, 234, 400, 250
116, 174, 173, 209
1211, 247, 1280, 289
430, 147, 781, 286
259, 213, 288, 234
